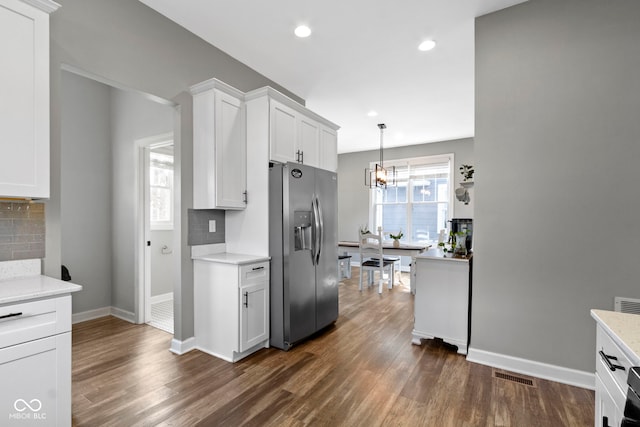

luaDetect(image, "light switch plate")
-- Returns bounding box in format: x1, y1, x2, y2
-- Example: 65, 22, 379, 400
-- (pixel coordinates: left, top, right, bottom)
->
209, 220, 216, 233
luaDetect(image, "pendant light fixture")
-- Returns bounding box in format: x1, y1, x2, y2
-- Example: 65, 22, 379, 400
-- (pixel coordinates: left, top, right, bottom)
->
365, 123, 396, 188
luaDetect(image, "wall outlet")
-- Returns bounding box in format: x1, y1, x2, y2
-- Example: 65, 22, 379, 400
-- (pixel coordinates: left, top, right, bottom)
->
209, 220, 216, 233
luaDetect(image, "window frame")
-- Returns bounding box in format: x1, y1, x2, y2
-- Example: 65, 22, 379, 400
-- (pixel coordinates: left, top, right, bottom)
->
148, 143, 174, 231
368, 153, 454, 243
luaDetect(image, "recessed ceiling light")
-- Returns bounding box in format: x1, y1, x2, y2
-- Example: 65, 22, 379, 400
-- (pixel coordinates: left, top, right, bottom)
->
294, 25, 311, 38
367, 111, 378, 117
418, 40, 436, 51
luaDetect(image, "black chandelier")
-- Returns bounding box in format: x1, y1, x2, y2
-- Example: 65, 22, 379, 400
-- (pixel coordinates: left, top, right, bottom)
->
365, 123, 396, 189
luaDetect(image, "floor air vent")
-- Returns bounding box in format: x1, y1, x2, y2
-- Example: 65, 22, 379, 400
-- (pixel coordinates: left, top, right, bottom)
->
615, 297, 640, 315
493, 370, 536, 387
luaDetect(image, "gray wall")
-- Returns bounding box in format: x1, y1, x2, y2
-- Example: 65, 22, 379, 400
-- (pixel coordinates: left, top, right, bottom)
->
46, 0, 302, 341
474, 0, 640, 373
150, 230, 174, 297
337, 138, 474, 242
110, 86, 173, 313
61, 72, 112, 313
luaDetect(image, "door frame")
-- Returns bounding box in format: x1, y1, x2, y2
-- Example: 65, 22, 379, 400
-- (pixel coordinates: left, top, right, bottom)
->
135, 132, 174, 324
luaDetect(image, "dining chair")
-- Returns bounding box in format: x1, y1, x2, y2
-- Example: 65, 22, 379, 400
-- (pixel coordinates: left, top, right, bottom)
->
359, 227, 394, 294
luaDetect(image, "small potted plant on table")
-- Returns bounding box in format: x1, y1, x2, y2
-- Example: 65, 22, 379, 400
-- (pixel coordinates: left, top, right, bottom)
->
389, 230, 403, 248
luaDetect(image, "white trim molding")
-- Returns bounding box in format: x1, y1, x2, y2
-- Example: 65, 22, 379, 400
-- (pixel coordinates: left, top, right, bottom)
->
467, 347, 595, 390
150, 292, 173, 305
170, 337, 196, 355
72, 307, 136, 324
20, 0, 61, 14
72, 307, 111, 324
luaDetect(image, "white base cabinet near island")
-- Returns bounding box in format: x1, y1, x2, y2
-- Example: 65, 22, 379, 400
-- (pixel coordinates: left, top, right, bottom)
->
194, 254, 270, 362
412, 250, 472, 355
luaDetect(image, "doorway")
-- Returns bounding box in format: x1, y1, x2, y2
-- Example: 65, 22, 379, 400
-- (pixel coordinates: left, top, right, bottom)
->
60, 66, 179, 333
140, 136, 175, 334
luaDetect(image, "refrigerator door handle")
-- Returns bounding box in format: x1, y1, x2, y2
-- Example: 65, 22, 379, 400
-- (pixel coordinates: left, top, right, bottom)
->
315, 196, 324, 265
311, 197, 320, 266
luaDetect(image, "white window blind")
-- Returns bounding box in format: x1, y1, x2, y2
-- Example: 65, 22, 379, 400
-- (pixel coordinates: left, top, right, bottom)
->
150, 151, 174, 230
371, 154, 453, 242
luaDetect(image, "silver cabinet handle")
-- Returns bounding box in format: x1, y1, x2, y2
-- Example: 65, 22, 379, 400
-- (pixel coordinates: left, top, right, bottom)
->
243, 292, 248, 308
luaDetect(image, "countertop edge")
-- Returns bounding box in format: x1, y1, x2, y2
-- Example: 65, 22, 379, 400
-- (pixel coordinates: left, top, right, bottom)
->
0, 275, 83, 305
591, 309, 640, 366
415, 249, 473, 262
192, 252, 271, 265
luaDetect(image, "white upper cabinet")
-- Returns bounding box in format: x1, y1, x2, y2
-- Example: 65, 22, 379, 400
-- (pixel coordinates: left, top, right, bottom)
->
0, 0, 59, 199
191, 78, 247, 210
246, 87, 339, 172
269, 100, 297, 164
319, 125, 338, 172
298, 115, 320, 167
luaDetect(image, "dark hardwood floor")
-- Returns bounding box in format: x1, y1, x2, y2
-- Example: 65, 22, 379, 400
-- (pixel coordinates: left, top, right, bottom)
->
72, 269, 594, 426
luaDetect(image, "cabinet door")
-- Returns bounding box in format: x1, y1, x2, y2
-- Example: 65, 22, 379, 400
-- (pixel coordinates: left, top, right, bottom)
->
298, 116, 320, 167
193, 87, 246, 210
595, 375, 622, 427
215, 91, 246, 209
0, 333, 71, 426
0, 0, 52, 198
239, 281, 268, 352
269, 100, 297, 164
319, 126, 338, 172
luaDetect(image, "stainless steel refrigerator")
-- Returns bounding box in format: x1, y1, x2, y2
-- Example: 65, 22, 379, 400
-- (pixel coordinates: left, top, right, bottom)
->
269, 162, 339, 350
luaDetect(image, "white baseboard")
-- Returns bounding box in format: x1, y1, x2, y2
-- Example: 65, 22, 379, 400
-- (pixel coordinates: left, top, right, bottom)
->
467, 347, 595, 390
110, 306, 136, 323
150, 292, 173, 305
72, 307, 112, 324
72, 306, 136, 324
170, 337, 196, 355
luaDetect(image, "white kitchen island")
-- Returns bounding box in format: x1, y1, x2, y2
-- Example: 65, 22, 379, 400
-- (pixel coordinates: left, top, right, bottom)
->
412, 248, 472, 355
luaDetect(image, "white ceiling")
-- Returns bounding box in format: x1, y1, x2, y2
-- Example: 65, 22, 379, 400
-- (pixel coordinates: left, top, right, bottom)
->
139, 0, 527, 153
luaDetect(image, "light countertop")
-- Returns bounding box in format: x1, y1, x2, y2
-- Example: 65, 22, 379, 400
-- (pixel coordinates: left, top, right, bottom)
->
192, 252, 270, 266
591, 309, 640, 366
0, 275, 82, 305
415, 248, 472, 263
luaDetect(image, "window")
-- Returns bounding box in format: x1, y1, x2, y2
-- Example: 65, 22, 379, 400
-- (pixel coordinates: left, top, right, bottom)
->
149, 150, 174, 230
370, 154, 453, 243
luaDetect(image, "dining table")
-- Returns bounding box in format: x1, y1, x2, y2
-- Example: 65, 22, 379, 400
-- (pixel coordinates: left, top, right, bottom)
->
338, 240, 431, 293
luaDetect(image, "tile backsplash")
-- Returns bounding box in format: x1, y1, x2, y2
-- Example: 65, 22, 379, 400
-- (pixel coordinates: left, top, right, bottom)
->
188, 209, 225, 246
0, 201, 46, 261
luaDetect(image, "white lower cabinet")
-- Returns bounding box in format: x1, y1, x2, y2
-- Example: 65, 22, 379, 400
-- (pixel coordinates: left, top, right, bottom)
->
594, 323, 630, 427
239, 280, 268, 352
595, 374, 622, 427
0, 295, 73, 426
194, 257, 269, 362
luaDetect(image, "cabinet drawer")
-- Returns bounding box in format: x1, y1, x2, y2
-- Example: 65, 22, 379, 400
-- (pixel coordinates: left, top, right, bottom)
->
0, 296, 71, 349
240, 262, 269, 286
596, 324, 633, 397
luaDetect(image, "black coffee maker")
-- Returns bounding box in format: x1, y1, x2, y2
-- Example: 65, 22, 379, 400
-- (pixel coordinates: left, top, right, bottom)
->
449, 218, 473, 253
